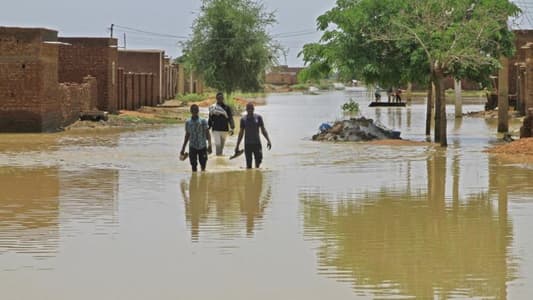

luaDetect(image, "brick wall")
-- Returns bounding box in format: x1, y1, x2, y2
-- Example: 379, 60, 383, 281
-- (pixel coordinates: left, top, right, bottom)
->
58, 37, 118, 113
0, 27, 63, 132
266, 66, 303, 85
58, 76, 97, 126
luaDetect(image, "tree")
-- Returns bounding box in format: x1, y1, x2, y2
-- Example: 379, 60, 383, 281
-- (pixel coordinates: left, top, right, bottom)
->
302, 0, 519, 146
183, 0, 282, 96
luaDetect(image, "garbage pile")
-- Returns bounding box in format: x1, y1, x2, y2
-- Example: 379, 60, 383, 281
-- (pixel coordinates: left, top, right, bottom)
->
313, 117, 401, 142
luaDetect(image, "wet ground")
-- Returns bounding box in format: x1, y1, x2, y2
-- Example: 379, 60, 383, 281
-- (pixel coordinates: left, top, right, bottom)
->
1, 90, 532, 299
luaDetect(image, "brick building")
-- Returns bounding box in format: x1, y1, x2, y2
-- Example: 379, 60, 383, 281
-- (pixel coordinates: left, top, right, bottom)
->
58, 37, 118, 113
118, 49, 163, 105
265, 65, 304, 85
0, 27, 97, 132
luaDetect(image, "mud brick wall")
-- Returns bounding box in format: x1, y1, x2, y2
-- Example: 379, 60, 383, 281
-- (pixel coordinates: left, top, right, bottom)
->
117, 68, 125, 110
162, 64, 179, 100
0, 27, 63, 132
118, 50, 163, 104
58, 37, 118, 113
58, 76, 97, 126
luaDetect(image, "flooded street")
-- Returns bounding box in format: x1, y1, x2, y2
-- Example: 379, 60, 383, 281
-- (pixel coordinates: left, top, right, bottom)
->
1, 91, 533, 299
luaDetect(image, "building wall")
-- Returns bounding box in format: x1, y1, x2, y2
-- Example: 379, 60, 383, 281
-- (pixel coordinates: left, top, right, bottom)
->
58, 37, 118, 113
266, 66, 303, 85
118, 50, 163, 103
0, 27, 63, 132
58, 76, 97, 126
1, 27, 101, 132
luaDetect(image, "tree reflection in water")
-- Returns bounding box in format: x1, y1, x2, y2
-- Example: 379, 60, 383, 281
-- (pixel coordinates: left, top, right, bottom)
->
301, 152, 515, 299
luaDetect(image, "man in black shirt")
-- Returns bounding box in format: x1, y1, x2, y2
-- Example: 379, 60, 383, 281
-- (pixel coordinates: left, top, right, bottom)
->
208, 92, 235, 156
235, 102, 272, 169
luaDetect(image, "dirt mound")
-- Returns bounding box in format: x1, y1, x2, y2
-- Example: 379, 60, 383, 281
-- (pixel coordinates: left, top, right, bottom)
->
488, 138, 533, 156
465, 110, 521, 119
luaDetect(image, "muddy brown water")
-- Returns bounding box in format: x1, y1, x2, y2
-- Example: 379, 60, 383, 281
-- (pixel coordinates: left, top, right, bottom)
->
1, 90, 532, 299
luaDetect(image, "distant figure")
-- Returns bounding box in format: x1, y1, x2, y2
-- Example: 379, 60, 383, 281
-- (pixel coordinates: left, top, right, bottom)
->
208, 92, 235, 156
235, 102, 272, 169
374, 87, 382, 102
395, 88, 403, 103
387, 87, 394, 102
180, 104, 212, 172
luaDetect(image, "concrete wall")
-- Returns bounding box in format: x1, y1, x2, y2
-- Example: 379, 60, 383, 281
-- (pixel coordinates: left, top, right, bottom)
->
58, 37, 118, 113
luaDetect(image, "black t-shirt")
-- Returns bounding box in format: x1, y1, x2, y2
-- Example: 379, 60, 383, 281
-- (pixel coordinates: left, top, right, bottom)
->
208, 103, 234, 131
240, 113, 264, 145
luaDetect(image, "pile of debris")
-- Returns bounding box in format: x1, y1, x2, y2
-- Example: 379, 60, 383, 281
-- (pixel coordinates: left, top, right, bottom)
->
520, 108, 533, 138
313, 117, 401, 142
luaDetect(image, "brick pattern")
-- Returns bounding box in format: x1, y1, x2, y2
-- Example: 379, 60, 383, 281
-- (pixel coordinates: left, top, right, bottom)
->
58, 76, 97, 126
0, 27, 61, 132
58, 37, 118, 113
1, 27, 99, 132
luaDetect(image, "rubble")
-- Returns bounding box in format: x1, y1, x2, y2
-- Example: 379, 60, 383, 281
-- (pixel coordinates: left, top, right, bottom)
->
312, 117, 401, 142
520, 108, 533, 138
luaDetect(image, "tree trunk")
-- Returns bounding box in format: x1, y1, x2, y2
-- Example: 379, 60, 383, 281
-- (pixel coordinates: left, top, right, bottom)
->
434, 81, 441, 143
426, 81, 433, 137
434, 71, 447, 147
454, 79, 462, 118
498, 57, 509, 133
407, 82, 413, 102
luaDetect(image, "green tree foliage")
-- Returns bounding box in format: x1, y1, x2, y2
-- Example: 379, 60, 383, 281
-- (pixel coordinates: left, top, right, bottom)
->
183, 0, 282, 95
303, 0, 520, 146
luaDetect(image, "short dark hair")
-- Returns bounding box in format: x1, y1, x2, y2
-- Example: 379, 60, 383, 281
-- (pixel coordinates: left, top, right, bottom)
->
190, 104, 199, 112
216, 92, 223, 98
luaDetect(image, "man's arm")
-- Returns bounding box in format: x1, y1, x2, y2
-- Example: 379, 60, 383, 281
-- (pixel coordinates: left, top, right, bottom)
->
259, 117, 271, 150
260, 125, 272, 150
235, 128, 244, 151
227, 107, 235, 134
180, 132, 190, 155
207, 112, 213, 129
235, 118, 244, 151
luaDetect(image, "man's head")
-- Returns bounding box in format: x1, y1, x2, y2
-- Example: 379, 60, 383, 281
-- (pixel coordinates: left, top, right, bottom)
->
190, 104, 199, 117
216, 92, 224, 104
246, 102, 255, 115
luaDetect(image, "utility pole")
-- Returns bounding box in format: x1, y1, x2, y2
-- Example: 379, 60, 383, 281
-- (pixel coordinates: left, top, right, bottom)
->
110, 24, 114, 38
123, 33, 127, 49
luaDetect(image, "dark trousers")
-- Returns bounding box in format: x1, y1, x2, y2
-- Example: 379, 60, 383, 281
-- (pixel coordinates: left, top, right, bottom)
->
245, 144, 262, 169
189, 147, 208, 172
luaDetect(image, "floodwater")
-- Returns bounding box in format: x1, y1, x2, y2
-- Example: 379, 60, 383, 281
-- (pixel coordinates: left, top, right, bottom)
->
1, 90, 533, 300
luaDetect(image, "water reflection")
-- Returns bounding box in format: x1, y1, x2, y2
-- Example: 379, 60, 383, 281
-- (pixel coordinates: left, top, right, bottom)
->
181, 170, 270, 244
0, 167, 59, 258
301, 151, 515, 299
0, 167, 119, 261
59, 169, 119, 235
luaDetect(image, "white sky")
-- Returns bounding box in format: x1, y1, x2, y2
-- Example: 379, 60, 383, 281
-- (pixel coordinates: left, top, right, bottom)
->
0, 0, 336, 66
1, 0, 531, 66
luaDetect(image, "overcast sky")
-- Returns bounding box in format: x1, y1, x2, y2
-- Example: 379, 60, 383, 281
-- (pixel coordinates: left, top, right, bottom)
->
0, 0, 336, 66
2, 0, 531, 66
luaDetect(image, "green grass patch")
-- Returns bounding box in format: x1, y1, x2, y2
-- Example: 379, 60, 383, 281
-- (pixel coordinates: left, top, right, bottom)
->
290, 83, 310, 91
176, 93, 209, 103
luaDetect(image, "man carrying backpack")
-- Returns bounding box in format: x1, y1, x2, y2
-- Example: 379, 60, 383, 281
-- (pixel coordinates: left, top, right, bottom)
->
235, 102, 272, 169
